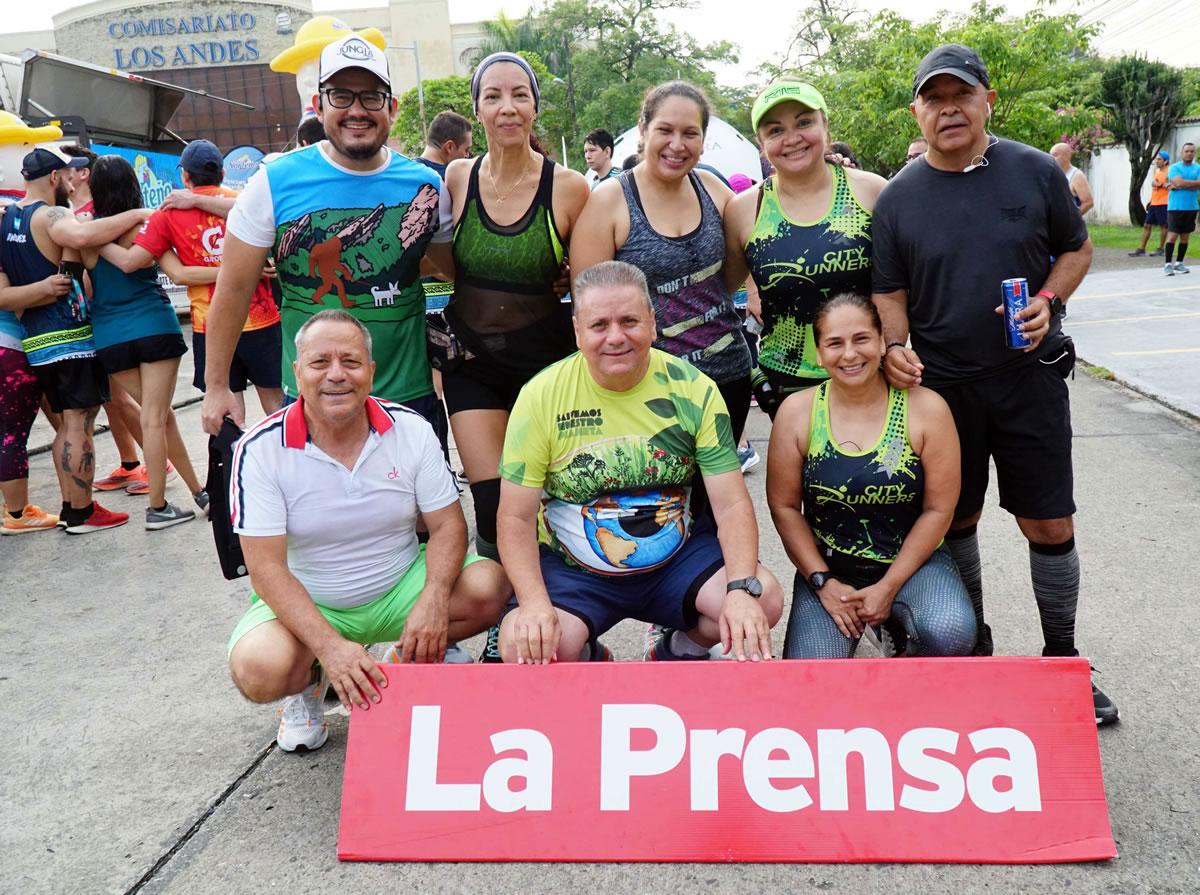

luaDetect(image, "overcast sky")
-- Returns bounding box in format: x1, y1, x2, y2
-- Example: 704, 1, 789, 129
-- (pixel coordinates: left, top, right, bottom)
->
2, 0, 1190, 87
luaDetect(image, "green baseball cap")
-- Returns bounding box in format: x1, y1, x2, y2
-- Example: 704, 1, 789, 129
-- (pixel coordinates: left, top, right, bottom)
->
751, 81, 828, 131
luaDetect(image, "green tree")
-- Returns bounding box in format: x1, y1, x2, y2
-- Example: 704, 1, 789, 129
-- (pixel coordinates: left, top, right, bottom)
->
467, 0, 736, 170
1098, 55, 1187, 227
392, 75, 475, 156
771, 2, 1101, 178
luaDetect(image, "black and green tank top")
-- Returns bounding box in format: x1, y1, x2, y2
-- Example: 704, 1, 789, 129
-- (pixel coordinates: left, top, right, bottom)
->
802, 382, 923, 564
745, 164, 872, 380
448, 154, 571, 373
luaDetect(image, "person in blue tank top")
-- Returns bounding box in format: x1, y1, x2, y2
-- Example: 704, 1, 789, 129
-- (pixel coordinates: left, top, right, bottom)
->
0, 147, 155, 535
79, 156, 208, 530
766, 293, 975, 658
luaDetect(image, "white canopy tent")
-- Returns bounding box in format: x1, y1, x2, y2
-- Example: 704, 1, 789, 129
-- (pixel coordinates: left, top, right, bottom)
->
594, 116, 763, 185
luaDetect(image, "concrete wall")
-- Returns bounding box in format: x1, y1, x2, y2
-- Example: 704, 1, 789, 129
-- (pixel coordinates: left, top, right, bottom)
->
1086, 119, 1200, 225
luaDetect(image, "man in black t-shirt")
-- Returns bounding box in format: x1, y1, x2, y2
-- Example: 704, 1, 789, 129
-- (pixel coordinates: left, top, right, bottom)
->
872, 44, 1117, 726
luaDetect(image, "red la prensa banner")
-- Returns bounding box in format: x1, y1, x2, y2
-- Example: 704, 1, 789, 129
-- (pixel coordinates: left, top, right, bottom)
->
338, 657, 1115, 863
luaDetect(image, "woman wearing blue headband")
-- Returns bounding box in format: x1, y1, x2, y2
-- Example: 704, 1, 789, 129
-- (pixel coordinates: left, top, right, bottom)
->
434, 52, 589, 628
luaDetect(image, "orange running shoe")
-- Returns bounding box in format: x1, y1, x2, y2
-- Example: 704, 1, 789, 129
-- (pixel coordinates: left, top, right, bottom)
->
93, 464, 145, 492
126, 462, 176, 495
1, 504, 60, 535
64, 501, 129, 535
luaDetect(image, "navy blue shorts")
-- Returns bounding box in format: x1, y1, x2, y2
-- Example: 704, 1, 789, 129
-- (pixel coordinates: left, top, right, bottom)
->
511, 517, 726, 640
193, 324, 282, 393
1145, 204, 1167, 227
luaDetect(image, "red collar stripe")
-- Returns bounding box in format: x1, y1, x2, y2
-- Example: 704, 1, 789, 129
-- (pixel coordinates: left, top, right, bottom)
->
283, 395, 394, 450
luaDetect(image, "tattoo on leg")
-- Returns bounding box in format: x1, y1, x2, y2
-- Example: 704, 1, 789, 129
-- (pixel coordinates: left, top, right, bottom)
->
81, 449, 95, 478
61, 440, 73, 473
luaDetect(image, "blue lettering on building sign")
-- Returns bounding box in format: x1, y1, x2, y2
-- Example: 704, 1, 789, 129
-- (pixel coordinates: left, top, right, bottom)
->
109, 12, 259, 68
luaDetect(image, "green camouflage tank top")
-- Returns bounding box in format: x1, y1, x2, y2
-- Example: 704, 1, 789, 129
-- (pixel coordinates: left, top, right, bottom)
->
745, 164, 873, 380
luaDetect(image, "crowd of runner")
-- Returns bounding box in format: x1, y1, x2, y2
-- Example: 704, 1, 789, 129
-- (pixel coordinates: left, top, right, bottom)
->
1, 35, 1127, 754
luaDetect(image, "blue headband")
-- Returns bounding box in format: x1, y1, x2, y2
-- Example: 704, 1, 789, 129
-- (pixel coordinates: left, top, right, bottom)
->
470, 52, 540, 113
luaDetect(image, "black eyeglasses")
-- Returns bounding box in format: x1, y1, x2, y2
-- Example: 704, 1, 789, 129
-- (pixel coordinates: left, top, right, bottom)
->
321, 88, 390, 111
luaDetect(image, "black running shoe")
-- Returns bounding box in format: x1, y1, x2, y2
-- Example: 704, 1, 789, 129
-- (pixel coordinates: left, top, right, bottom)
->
971, 623, 994, 657
1092, 675, 1119, 726
480, 623, 503, 663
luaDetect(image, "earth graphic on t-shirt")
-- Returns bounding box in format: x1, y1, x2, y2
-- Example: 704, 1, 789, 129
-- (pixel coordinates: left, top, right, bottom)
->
537, 483, 691, 575
581, 489, 687, 572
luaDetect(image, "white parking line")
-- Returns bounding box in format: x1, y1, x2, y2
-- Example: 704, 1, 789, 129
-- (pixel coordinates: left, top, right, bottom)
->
1070, 311, 1200, 326
1073, 285, 1196, 302
1113, 347, 1200, 356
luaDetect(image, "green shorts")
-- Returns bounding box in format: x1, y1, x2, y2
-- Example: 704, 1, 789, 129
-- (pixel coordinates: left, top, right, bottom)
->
227, 547, 486, 656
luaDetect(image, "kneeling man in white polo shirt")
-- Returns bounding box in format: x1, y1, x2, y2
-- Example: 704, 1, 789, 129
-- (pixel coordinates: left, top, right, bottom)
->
228, 309, 509, 752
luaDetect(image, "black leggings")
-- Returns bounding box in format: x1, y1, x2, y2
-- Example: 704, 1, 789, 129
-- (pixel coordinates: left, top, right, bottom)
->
717, 374, 752, 444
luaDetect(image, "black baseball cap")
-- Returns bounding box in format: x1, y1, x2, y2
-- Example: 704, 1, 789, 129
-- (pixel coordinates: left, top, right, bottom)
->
21, 147, 88, 181
913, 44, 990, 98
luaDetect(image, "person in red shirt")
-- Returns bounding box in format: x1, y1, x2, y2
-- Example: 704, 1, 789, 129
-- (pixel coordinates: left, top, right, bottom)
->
103, 140, 283, 420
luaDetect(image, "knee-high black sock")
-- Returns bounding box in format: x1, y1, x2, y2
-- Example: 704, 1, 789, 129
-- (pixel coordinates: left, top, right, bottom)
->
469, 478, 501, 561
1030, 537, 1079, 657
1177, 241, 1189, 262
1165, 242, 1176, 265
945, 525, 984, 631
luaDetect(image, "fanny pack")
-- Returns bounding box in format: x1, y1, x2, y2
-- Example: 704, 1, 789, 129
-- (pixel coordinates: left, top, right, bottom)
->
426, 312, 473, 373
1038, 332, 1076, 380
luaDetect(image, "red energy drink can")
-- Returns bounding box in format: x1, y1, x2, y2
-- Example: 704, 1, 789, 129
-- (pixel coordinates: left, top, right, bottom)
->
1002, 277, 1031, 349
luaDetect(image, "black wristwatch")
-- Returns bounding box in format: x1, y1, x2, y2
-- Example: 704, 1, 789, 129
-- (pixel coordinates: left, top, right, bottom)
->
808, 570, 837, 590
726, 576, 764, 598
1037, 290, 1065, 318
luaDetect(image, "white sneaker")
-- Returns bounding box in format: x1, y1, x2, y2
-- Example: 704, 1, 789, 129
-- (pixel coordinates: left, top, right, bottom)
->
276, 677, 328, 752
381, 642, 475, 663
1164, 263, 1174, 276
1174, 262, 1190, 274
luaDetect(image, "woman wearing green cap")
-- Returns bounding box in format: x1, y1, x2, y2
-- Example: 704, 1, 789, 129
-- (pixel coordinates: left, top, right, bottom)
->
724, 80, 887, 418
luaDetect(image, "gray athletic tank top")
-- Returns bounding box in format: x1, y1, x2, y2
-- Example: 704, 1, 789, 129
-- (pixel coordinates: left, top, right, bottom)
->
615, 172, 750, 384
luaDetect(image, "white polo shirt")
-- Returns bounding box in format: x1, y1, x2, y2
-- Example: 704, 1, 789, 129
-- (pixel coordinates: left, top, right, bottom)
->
231, 396, 460, 608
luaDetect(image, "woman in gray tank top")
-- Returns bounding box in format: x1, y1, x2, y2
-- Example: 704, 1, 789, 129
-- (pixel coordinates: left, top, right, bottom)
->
570, 81, 753, 441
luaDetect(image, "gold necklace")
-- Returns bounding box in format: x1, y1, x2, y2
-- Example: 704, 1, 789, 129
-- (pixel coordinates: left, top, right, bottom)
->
486, 155, 533, 203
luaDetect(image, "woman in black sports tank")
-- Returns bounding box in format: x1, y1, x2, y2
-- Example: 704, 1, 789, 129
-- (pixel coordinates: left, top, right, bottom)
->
766, 293, 976, 659
435, 52, 589, 568
724, 81, 888, 418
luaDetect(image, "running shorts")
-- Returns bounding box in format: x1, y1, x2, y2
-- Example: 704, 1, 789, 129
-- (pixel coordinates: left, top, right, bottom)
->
227, 547, 487, 656
193, 324, 282, 393
33, 356, 110, 412
933, 358, 1074, 520
502, 517, 725, 641
96, 333, 187, 374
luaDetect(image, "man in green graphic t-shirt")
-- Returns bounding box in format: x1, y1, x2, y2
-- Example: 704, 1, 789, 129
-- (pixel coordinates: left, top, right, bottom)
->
496, 260, 783, 664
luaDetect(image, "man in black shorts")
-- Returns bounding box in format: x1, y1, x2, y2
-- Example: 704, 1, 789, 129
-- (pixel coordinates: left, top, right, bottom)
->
0, 148, 152, 533
1164, 141, 1200, 276
872, 44, 1118, 725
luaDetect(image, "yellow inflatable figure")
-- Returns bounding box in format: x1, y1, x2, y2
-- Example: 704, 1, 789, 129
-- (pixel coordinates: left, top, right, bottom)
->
0, 111, 64, 203
271, 16, 387, 121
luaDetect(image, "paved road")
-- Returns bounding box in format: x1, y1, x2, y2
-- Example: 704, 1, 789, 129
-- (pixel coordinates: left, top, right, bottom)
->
5, 360, 1199, 892
1068, 264, 1200, 419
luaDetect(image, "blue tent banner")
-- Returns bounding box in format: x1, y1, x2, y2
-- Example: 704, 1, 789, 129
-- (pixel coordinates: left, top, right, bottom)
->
90, 143, 183, 209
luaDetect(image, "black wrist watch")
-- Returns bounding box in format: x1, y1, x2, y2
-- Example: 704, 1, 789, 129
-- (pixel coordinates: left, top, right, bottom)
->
726, 576, 764, 598
808, 570, 837, 590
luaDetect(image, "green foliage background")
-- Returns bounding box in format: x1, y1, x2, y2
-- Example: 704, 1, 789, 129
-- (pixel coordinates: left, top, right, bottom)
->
390, 0, 1199, 220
